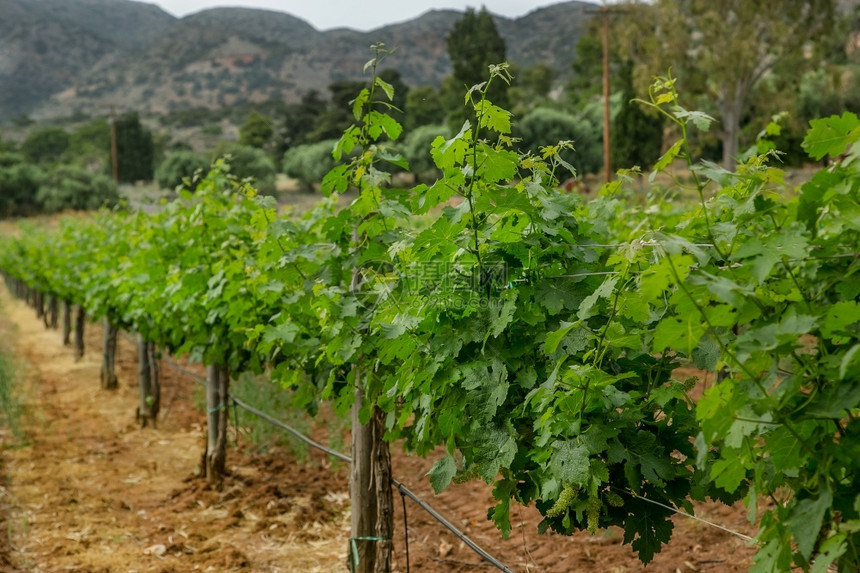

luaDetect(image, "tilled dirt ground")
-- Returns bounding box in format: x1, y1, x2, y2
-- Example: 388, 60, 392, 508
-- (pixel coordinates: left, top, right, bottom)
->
0, 286, 757, 572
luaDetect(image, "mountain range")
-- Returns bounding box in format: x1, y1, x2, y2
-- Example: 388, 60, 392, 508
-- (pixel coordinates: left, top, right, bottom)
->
0, 0, 593, 122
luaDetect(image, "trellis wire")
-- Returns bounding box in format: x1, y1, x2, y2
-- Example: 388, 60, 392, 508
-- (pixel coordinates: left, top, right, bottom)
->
155, 353, 515, 573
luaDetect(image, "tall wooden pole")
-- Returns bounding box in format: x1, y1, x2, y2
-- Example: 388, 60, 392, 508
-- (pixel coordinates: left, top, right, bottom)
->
110, 106, 119, 182
602, 6, 611, 184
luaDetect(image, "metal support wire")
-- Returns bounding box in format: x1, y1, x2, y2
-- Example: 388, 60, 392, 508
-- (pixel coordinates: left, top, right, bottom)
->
155, 354, 514, 573
391, 479, 514, 573
618, 488, 754, 543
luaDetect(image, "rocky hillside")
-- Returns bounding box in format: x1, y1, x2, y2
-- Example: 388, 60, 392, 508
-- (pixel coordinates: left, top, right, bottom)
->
0, 0, 591, 121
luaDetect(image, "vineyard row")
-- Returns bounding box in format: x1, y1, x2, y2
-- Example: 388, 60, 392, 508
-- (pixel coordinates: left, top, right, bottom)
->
0, 64, 858, 572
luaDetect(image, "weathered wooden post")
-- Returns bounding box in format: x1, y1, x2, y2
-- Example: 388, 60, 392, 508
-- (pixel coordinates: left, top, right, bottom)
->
137, 334, 160, 427
204, 363, 230, 484
62, 301, 72, 346
73, 305, 86, 359
100, 318, 118, 390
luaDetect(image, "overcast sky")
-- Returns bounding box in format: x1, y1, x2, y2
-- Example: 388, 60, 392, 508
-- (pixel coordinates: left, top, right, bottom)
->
150, 1, 600, 31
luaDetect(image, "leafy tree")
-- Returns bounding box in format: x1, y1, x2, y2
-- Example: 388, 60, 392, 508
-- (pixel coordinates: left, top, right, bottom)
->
307, 80, 366, 143
36, 166, 118, 213
0, 152, 25, 168
796, 69, 846, 121
115, 112, 154, 182
239, 110, 274, 149
0, 162, 44, 217
67, 119, 110, 172
281, 90, 327, 151
217, 144, 277, 195
612, 64, 664, 170
642, 0, 834, 169
446, 7, 508, 127
21, 127, 70, 165
155, 151, 210, 191
404, 86, 445, 131
520, 63, 555, 99
508, 63, 556, 115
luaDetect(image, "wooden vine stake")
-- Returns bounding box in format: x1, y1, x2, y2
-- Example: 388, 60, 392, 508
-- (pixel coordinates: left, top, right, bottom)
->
350, 383, 394, 573
34, 290, 44, 322
204, 363, 229, 485
73, 304, 86, 359
62, 301, 72, 345
136, 333, 160, 427
48, 295, 58, 329
348, 236, 393, 573
100, 317, 118, 390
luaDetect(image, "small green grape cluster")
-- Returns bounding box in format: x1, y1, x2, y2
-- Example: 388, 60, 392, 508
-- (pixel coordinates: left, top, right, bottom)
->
546, 483, 578, 518
606, 490, 624, 508
586, 496, 601, 534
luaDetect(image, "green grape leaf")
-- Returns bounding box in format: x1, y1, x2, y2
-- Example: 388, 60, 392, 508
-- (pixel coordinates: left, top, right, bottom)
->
577, 276, 618, 320
475, 425, 518, 482
321, 164, 350, 194
550, 441, 590, 486
674, 109, 715, 131
622, 498, 674, 565
427, 454, 457, 494
821, 301, 860, 339
489, 480, 515, 538
262, 321, 300, 345
788, 489, 833, 559
365, 111, 403, 141
653, 315, 705, 356
692, 335, 721, 371
650, 140, 683, 183
487, 294, 517, 339
766, 427, 805, 472
475, 100, 512, 134
710, 457, 746, 493
544, 321, 579, 355
802, 112, 860, 160
477, 144, 519, 182
374, 76, 394, 101
412, 217, 461, 259
352, 88, 370, 120
750, 539, 791, 573
841, 344, 860, 380
535, 278, 582, 315
430, 122, 471, 170
629, 432, 674, 484
810, 533, 847, 573
804, 383, 860, 418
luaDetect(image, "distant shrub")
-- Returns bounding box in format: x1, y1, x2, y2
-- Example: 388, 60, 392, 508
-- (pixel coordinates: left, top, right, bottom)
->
402, 124, 449, 182
516, 107, 602, 176
0, 152, 26, 168
282, 139, 338, 189
0, 162, 45, 217
155, 151, 210, 191
36, 166, 119, 213
21, 127, 70, 165
216, 144, 277, 195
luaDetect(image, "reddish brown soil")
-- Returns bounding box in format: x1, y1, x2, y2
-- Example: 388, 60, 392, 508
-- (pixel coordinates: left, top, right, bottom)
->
0, 288, 757, 572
